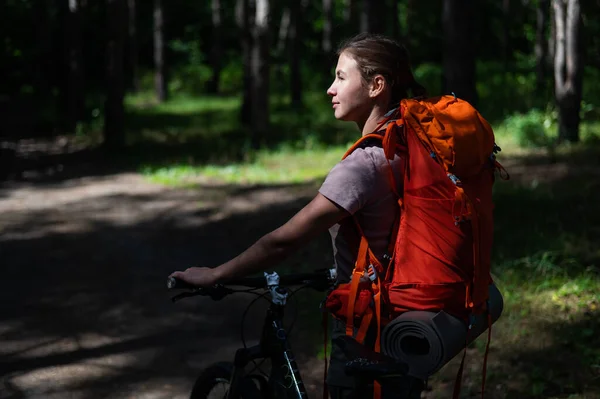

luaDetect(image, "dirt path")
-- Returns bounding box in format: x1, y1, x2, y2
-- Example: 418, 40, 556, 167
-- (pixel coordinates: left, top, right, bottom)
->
0, 173, 326, 399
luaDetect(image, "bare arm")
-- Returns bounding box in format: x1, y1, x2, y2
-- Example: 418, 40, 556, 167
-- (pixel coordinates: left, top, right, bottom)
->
213, 193, 348, 280
171, 193, 349, 286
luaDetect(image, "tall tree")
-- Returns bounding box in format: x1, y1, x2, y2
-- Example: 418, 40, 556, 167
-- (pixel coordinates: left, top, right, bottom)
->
552, 0, 583, 142
322, 0, 333, 55
535, 0, 550, 94
322, 0, 334, 82
34, 0, 53, 118
389, 0, 400, 40
343, 0, 355, 24
289, 0, 303, 109
104, 0, 126, 149
502, 0, 511, 74
127, 0, 139, 92
236, 0, 252, 126
343, 0, 360, 38
66, 0, 84, 132
549, 3, 556, 63
442, 0, 477, 105
251, 0, 270, 148
153, 0, 167, 102
361, 0, 384, 33
207, 0, 223, 93
276, 7, 290, 55
405, 0, 416, 49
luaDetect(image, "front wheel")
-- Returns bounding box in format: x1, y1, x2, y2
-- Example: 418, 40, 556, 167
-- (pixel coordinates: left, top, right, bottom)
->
190, 362, 263, 399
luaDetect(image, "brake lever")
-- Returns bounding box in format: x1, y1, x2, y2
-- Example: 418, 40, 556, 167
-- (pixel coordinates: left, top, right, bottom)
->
208, 284, 234, 300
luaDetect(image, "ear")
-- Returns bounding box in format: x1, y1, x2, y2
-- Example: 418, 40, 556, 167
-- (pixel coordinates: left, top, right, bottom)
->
369, 74, 387, 98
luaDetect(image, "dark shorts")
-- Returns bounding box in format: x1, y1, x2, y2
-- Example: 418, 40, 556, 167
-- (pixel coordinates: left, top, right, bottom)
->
326, 317, 424, 399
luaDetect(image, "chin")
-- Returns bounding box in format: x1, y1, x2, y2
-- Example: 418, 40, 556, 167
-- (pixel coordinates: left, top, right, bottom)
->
335, 108, 361, 124
334, 110, 351, 122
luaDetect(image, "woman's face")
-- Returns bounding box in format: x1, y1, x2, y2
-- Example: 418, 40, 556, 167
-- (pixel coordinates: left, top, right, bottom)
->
327, 52, 372, 123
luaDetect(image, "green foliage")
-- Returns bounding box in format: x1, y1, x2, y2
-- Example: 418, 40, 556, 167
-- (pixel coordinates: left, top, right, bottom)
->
168, 39, 213, 95
503, 109, 557, 148
582, 66, 600, 113
218, 61, 245, 94
413, 63, 442, 96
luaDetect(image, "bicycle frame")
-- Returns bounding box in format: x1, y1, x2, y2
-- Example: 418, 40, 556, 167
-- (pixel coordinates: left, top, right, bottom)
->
227, 299, 307, 399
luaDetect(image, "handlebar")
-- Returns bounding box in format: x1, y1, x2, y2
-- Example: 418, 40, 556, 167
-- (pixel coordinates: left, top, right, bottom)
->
167, 268, 337, 302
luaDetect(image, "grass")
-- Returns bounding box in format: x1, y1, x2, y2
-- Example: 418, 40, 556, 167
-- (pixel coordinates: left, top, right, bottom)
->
141, 145, 349, 186
130, 91, 600, 398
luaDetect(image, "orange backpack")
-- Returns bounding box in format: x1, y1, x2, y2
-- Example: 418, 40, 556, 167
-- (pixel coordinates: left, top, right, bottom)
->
324, 94, 508, 397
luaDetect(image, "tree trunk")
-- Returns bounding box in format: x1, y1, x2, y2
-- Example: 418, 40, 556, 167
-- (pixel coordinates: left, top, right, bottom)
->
322, 0, 334, 82
104, 0, 126, 149
276, 8, 290, 55
553, 0, 583, 143
251, 0, 270, 148
66, 0, 84, 133
343, 0, 354, 23
207, 0, 223, 94
405, 0, 415, 49
289, 0, 303, 109
502, 0, 510, 74
153, 0, 167, 102
322, 0, 333, 54
127, 0, 139, 92
34, 0, 53, 119
236, 0, 252, 126
442, 0, 477, 105
535, 0, 550, 94
549, 3, 556, 63
361, 0, 383, 33
389, 0, 400, 39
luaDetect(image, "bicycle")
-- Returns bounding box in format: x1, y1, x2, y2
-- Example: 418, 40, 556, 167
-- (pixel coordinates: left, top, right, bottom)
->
167, 268, 413, 399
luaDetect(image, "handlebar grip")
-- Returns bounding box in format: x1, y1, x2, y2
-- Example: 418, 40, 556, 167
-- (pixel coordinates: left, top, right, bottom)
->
167, 276, 198, 290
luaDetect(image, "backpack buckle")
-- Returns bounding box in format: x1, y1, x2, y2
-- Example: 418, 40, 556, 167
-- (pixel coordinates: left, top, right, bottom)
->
360, 264, 377, 282
447, 173, 461, 185
468, 314, 476, 330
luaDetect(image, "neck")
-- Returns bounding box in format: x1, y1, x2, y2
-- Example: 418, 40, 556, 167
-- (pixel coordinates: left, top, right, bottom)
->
358, 104, 388, 136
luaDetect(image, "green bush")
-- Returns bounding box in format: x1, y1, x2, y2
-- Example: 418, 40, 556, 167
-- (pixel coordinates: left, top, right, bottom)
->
168, 39, 212, 95
504, 109, 557, 148
414, 63, 442, 96
219, 61, 244, 94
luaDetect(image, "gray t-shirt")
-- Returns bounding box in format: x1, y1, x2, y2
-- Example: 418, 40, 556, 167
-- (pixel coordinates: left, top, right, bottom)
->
319, 145, 404, 284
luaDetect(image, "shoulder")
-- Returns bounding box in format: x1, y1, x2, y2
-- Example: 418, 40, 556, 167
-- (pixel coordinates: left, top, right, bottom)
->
318, 146, 391, 215
346, 145, 387, 166
329, 146, 386, 184
343, 144, 399, 176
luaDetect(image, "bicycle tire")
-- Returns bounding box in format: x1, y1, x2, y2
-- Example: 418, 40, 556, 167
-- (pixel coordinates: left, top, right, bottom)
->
189, 361, 264, 399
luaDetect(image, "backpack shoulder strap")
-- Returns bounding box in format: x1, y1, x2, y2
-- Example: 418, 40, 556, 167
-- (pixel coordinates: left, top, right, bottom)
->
342, 133, 384, 159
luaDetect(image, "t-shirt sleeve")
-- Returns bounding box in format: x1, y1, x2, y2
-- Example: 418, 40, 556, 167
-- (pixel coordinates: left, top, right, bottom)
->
318, 149, 378, 215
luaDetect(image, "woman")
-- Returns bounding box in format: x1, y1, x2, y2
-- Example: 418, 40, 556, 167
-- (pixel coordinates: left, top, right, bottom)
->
170, 33, 425, 398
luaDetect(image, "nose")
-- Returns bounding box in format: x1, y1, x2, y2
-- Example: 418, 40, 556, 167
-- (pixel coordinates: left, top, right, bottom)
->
327, 83, 336, 97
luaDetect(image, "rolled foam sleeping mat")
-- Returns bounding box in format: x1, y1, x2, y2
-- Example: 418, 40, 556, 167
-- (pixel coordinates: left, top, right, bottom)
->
380, 284, 503, 379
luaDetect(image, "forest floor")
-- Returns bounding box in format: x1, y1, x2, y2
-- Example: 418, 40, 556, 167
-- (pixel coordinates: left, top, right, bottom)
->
0, 137, 599, 399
